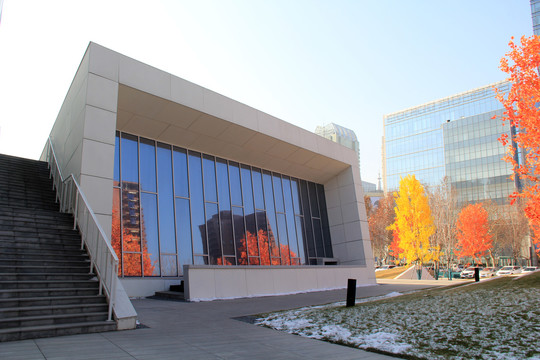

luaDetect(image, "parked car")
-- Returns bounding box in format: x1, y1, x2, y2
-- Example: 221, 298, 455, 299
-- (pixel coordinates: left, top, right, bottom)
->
496, 266, 521, 276
521, 266, 539, 274
480, 267, 497, 278
375, 265, 396, 272
460, 267, 483, 279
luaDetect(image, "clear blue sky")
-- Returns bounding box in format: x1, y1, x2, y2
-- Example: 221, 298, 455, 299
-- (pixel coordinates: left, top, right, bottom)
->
0, 0, 533, 184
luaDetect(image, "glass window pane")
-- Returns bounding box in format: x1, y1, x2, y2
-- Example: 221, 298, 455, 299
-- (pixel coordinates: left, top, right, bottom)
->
113, 133, 120, 187
273, 174, 284, 213
308, 182, 320, 218
123, 253, 142, 276
205, 203, 222, 265
317, 184, 333, 258
245, 213, 258, 264
216, 159, 231, 210
121, 185, 141, 253
277, 214, 290, 264
160, 255, 178, 277
290, 178, 302, 215
189, 151, 207, 255
140, 193, 160, 276
255, 212, 271, 265
252, 168, 265, 210
241, 165, 254, 214
111, 187, 122, 276
203, 155, 217, 203
157, 144, 176, 255
313, 218, 324, 257
232, 207, 247, 265
263, 171, 280, 264
295, 216, 306, 264
300, 180, 315, 258
173, 147, 189, 198
220, 209, 235, 257
140, 138, 156, 192
229, 162, 242, 206
120, 133, 138, 184
175, 198, 192, 272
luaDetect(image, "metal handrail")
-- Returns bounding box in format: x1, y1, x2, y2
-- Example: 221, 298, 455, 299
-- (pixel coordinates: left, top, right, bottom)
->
45, 138, 118, 322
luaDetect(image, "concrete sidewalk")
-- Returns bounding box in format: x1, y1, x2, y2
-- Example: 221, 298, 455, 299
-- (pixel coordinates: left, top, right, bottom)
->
0, 282, 437, 360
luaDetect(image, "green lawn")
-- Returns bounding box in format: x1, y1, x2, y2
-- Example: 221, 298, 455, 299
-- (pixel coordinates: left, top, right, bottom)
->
257, 272, 540, 360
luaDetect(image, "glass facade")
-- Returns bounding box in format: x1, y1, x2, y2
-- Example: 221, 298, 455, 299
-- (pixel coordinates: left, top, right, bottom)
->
384, 81, 517, 204
112, 132, 333, 277
532, 0, 540, 35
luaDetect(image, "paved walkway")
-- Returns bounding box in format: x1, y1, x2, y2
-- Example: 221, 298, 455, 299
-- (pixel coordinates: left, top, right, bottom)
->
0, 281, 440, 360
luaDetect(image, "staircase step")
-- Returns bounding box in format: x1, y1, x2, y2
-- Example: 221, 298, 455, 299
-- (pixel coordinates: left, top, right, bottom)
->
0, 295, 108, 309
0, 303, 108, 319
0, 153, 117, 342
0, 280, 99, 290
153, 291, 185, 301
0, 320, 116, 342
0, 288, 102, 299
0, 273, 95, 281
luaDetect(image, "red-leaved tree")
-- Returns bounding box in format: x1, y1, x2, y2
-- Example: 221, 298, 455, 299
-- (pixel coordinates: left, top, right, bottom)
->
495, 35, 540, 254
455, 203, 493, 265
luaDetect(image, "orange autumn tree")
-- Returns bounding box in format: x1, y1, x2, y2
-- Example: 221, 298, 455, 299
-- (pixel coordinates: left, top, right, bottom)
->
388, 224, 404, 265
455, 203, 493, 265
218, 229, 300, 266
111, 198, 156, 276
495, 35, 540, 254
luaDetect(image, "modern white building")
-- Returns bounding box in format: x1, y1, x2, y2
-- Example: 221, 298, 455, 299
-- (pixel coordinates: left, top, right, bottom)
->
41, 42, 375, 300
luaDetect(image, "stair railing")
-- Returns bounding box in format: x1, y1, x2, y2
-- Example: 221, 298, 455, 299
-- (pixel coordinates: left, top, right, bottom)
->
44, 138, 118, 322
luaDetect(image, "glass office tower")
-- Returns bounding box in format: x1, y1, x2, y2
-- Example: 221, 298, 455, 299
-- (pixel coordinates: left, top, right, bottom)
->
532, 0, 540, 35
383, 81, 516, 204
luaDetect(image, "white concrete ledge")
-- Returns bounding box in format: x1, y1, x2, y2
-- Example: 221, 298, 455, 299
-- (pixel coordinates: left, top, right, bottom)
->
184, 265, 376, 301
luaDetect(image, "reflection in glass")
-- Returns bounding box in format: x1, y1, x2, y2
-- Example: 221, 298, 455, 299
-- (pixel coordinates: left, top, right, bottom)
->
232, 207, 247, 265
204, 203, 221, 265
121, 134, 138, 183
140, 138, 156, 192
111, 187, 122, 275
189, 151, 207, 255
277, 214, 291, 264
300, 180, 316, 258
290, 178, 302, 215
308, 182, 320, 218
295, 216, 306, 264
229, 162, 242, 206
160, 255, 177, 276
203, 155, 217, 203
263, 171, 280, 264
113, 133, 120, 187
113, 131, 335, 275
123, 253, 142, 276
175, 198, 192, 272
313, 218, 324, 257
252, 168, 265, 210
317, 184, 333, 258
273, 174, 285, 213
140, 193, 159, 276
157, 144, 176, 256
173, 147, 189, 198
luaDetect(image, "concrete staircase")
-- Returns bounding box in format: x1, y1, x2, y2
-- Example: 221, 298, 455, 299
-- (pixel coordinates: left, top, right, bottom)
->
0, 154, 116, 342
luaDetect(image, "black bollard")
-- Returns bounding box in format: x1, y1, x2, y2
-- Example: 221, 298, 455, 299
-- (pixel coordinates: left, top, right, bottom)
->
346, 278, 356, 307
474, 267, 480, 282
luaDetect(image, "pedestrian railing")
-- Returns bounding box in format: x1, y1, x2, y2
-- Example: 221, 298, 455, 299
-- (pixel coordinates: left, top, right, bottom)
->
45, 138, 118, 322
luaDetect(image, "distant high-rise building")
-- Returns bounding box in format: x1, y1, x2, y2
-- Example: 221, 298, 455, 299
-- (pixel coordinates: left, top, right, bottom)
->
315, 123, 361, 177
383, 81, 519, 205
532, 0, 540, 35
